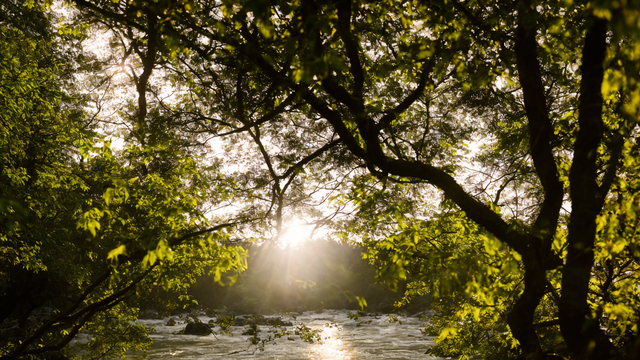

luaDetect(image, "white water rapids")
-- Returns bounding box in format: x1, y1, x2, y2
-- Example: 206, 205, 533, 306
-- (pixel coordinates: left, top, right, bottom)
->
128, 310, 444, 359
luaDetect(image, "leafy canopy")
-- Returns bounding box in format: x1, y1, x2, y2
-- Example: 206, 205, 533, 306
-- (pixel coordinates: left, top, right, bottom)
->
3, 0, 640, 359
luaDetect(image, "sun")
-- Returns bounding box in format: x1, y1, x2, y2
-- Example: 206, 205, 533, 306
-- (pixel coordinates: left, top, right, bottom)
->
277, 220, 317, 248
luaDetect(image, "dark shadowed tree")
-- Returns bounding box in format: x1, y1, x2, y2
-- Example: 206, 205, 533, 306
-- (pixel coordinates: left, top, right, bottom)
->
0, 2, 247, 359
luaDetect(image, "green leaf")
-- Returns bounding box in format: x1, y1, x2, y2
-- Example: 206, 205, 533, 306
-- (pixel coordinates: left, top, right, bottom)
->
108, 245, 126, 261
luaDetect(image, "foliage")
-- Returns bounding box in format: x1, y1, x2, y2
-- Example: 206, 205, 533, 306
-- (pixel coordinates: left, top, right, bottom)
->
4, 0, 640, 359
354, 203, 527, 359
0, 1, 247, 359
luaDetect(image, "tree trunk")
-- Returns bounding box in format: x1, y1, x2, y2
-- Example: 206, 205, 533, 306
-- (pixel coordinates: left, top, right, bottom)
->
506, 254, 547, 360
559, 16, 618, 359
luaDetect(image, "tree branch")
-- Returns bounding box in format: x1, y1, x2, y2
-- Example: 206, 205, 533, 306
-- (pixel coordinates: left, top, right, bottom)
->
279, 139, 343, 179
514, 10, 563, 245
377, 58, 435, 130
597, 134, 624, 209
336, 0, 365, 102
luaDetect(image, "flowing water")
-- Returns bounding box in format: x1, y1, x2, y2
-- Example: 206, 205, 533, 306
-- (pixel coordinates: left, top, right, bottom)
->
129, 310, 443, 359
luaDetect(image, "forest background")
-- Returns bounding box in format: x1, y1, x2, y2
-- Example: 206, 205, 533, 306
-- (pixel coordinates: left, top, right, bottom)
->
181, 240, 427, 316
2, 0, 640, 360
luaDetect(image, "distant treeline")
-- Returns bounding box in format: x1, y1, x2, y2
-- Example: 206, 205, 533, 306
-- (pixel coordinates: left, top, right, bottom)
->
152, 240, 431, 315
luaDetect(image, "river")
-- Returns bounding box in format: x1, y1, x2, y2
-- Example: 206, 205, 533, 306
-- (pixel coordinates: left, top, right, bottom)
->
128, 309, 443, 359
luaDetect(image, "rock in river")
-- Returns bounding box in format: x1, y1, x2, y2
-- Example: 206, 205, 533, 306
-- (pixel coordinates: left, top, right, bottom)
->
183, 323, 212, 336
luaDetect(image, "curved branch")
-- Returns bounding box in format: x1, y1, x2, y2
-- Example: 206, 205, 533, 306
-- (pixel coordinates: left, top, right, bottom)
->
279, 139, 343, 179
377, 58, 435, 130
10, 265, 156, 359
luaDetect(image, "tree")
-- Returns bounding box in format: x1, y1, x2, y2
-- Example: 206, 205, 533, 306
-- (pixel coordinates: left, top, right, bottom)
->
0, 2, 247, 359
68, 0, 640, 359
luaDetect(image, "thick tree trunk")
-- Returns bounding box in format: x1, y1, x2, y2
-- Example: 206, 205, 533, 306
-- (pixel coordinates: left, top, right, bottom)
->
559, 17, 618, 359
509, 6, 565, 358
